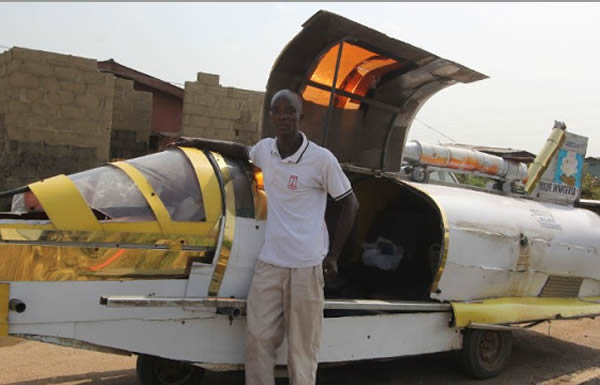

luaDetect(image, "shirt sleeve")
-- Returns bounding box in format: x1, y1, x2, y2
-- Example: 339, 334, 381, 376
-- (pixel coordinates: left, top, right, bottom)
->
248, 139, 269, 169
323, 150, 352, 201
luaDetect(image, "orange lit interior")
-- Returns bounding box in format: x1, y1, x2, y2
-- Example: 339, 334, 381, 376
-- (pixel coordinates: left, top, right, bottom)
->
302, 42, 403, 109
255, 171, 264, 190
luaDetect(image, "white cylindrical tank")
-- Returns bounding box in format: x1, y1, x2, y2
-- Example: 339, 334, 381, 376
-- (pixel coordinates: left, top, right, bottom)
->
404, 141, 528, 182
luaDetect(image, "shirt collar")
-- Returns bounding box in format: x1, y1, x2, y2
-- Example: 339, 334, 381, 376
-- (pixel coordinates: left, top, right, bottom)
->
271, 132, 310, 163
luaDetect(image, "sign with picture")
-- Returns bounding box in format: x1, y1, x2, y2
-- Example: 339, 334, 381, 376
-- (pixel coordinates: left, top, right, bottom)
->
537, 132, 588, 204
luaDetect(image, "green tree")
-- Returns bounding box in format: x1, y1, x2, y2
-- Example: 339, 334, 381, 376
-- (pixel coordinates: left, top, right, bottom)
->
455, 173, 492, 188
581, 165, 600, 200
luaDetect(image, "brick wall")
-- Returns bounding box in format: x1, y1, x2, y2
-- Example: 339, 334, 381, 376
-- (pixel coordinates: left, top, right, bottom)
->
110, 78, 152, 159
182, 73, 264, 145
0, 47, 114, 195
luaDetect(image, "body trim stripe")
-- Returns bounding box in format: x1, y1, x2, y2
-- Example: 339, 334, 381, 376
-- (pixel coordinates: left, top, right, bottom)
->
28, 175, 100, 232
111, 161, 174, 233
207, 152, 237, 296
179, 147, 223, 223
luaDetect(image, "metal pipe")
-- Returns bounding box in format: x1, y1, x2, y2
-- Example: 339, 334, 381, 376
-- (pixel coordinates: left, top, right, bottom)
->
9, 298, 26, 313
467, 322, 521, 331
1, 239, 213, 252
100, 296, 452, 312
525, 121, 567, 194
301, 78, 404, 114
0, 186, 29, 199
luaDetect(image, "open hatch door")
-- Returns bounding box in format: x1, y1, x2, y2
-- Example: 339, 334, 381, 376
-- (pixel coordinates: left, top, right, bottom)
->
263, 10, 488, 171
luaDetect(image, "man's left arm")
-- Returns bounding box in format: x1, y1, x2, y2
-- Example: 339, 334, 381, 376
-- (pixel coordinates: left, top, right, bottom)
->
323, 192, 359, 279
322, 152, 359, 279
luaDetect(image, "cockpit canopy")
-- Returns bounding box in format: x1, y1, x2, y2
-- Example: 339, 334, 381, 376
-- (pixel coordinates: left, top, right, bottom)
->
262, 10, 488, 171
69, 150, 205, 222
6, 149, 213, 233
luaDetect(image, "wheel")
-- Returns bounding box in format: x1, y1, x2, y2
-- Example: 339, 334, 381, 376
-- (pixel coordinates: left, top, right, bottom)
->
410, 166, 430, 183
460, 329, 512, 379
136, 354, 206, 385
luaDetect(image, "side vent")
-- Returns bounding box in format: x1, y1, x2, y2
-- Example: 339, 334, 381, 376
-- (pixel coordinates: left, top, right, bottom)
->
516, 234, 530, 272
540, 276, 583, 297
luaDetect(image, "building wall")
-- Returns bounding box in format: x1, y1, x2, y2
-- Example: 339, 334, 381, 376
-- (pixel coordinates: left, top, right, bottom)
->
182, 73, 264, 145
135, 83, 182, 136
0, 47, 114, 199
110, 78, 153, 159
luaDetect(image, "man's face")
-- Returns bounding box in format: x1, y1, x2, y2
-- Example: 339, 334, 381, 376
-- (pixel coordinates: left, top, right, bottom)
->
270, 96, 300, 137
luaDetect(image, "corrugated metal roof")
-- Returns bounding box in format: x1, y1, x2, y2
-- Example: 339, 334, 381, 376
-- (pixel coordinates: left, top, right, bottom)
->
97, 59, 183, 100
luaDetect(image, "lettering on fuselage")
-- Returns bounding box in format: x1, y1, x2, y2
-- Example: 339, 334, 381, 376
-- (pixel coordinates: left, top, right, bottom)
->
538, 181, 578, 197
530, 208, 563, 230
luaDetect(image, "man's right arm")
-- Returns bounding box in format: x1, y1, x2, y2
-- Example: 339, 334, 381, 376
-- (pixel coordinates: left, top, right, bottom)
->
169, 137, 250, 160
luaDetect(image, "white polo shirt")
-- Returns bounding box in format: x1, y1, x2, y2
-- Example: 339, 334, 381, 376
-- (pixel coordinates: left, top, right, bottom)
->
249, 132, 352, 268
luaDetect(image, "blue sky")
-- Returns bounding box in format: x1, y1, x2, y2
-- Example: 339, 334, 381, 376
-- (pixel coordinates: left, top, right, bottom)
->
2, 3, 600, 156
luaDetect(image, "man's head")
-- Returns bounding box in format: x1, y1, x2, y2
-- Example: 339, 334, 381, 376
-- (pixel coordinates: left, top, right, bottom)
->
270, 89, 303, 139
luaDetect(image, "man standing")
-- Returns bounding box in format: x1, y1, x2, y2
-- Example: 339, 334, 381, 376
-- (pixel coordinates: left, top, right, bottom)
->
171, 89, 359, 385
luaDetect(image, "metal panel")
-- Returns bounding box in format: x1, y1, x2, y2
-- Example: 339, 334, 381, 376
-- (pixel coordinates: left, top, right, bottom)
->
409, 181, 600, 301
0, 242, 212, 281
214, 217, 265, 299
580, 278, 600, 297
10, 312, 460, 365
6, 280, 189, 325
207, 153, 237, 296
540, 276, 583, 297
452, 296, 600, 328
0, 229, 216, 281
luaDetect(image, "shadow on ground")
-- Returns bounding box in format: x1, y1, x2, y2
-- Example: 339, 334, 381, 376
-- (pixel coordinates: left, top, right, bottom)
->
213, 329, 600, 385
3, 329, 600, 385
5, 369, 136, 385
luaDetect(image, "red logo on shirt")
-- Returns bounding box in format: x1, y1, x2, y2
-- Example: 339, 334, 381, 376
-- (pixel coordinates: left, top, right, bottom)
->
288, 175, 298, 190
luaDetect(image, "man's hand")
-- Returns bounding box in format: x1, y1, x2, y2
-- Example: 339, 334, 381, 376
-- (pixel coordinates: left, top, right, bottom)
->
322, 255, 338, 281
165, 137, 251, 160
166, 137, 196, 149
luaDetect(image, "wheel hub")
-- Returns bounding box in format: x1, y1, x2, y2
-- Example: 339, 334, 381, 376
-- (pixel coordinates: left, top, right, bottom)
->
479, 331, 501, 363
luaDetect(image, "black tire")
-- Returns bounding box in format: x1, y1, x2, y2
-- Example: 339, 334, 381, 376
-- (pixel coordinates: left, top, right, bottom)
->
136, 354, 206, 385
460, 329, 512, 379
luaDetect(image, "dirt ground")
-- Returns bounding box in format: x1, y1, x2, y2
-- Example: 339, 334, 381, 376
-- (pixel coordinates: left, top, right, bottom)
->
1, 318, 599, 385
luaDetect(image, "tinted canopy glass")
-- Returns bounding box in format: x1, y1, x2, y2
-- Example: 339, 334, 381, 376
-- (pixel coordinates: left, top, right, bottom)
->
127, 149, 206, 222
69, 166, 155, 221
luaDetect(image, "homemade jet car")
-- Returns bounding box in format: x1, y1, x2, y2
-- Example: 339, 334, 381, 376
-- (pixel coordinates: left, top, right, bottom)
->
2, 10, 600, 385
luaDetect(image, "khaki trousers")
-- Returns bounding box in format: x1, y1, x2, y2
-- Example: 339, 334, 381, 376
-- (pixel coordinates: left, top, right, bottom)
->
245, 260, 325, 385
